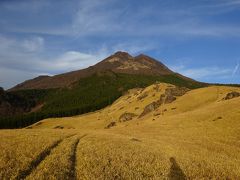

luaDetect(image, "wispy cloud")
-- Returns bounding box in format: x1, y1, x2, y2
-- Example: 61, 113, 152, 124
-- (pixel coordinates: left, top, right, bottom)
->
22, 37, 44, 52
219, 0, 240, 6
2, 0, 240, 38
232, 62, 240, 76
70, 0, 240, 38
0, 35, 44, 53
0, 36, 104, 67
72, 0, 127, 37
171, 64, 233, 81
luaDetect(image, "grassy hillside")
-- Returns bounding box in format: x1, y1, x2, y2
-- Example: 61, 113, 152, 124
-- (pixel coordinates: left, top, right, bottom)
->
33, 83, 240, 130
1, 83, 240, 179
0, 72, 205, 128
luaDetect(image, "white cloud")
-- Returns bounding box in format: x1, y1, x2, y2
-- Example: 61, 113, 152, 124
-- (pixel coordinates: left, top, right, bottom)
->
0, 35, 47, 75
48, 51, 107, 72
0, 35, 110, 89
22, 37, 44, 52
0, 35, 44, 53
72, 0, 123, 37
181, 67, 231, 79
171, 64, 233, 81
0, 33, 101, 88
0, 49, 106, 89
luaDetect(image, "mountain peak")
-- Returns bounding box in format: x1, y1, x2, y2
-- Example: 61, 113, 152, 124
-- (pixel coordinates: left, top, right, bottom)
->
113, 51, 132, 58
103, 51, 133, 64
110, 51, 133, 61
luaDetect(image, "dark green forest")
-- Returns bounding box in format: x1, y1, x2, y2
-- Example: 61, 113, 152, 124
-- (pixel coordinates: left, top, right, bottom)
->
0, 72, 205, 128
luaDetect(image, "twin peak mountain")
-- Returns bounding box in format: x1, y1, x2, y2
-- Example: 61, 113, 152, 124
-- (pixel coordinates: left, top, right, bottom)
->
11, 51, 191, 91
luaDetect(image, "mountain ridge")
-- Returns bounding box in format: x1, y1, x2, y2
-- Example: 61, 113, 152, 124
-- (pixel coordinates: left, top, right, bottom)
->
10, 51, 196, 91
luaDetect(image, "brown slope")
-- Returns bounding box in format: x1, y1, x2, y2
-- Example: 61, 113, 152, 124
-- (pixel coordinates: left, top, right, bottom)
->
10, 51, 194, 91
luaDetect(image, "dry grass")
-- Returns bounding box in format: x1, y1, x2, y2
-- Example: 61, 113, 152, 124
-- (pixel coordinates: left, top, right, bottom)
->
1, 83, 240, 179
76, 133, 168, 179
26, 135, 83, 179
74, 129, 240, 179
0, 130, 72, 179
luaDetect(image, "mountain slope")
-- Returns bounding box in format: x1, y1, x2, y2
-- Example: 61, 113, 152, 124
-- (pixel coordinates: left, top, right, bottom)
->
20, 83, 240, 179
31, 83, 240, 130
10, 51, 199, 91
0, 72, 205, 128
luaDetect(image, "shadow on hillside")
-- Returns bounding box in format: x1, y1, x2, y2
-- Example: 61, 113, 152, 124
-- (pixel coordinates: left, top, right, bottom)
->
168, 157, 187, 180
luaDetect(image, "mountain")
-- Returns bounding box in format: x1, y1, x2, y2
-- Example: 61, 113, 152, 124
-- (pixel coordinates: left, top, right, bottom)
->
10, 51, 198, 91
1, 51, 207, 128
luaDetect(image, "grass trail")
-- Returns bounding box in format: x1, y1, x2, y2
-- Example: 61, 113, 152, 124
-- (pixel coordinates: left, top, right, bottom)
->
25, 134, 85, 180
0, 130, 69, 179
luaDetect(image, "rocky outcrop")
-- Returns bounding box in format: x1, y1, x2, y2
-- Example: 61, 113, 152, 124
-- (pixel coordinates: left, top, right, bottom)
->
119, 113, 136, 122
139, 101, 161, 118
223, 91, 240, 100
164, 95, 177, 104
164, 87, 189, 104
139, 87, 189, 118
165, 87, 189, 97
105, 121, 116, 129
137, 92, 148, 101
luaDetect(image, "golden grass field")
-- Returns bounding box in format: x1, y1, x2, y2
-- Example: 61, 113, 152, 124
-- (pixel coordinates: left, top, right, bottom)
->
1, 83, 240, 179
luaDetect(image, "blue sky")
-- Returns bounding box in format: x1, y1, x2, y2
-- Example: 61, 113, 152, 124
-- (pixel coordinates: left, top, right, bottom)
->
0, 0, 240, 89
